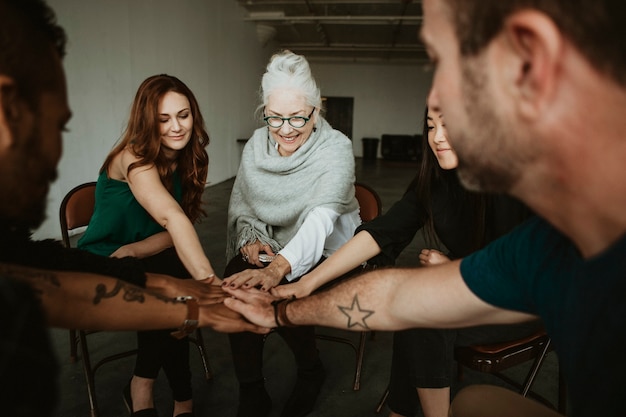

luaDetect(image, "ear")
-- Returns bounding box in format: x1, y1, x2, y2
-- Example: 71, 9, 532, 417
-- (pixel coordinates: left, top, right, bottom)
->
500, 10, 563, 120
0, 75, 23, 151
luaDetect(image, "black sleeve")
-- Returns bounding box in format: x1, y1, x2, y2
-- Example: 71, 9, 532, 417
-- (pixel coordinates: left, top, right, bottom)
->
356, 189, 427, 264
0, 233, 147, 288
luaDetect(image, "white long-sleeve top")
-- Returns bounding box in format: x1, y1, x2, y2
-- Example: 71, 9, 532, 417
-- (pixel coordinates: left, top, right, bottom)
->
279, 206, 361, 281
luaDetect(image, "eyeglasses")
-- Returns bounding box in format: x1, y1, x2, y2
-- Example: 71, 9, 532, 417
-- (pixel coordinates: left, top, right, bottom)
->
263, 108, 315, 129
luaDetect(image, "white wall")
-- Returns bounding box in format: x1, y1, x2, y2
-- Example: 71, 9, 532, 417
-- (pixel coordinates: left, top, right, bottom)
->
35, 0, 432, 240
37, 0, 272, 239
311, 62, 432, 157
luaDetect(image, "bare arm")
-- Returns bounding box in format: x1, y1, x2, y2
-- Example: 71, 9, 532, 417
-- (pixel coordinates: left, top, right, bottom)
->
224, 260, 536, 330
110, 231, 173, 259
121, 154, 217, 281
272, 230, 381, 299
1, 262, 267, 334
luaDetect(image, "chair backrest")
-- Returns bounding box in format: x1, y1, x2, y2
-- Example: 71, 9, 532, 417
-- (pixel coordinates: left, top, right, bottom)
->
59, 182, 97, 248
355, 182, 382, 222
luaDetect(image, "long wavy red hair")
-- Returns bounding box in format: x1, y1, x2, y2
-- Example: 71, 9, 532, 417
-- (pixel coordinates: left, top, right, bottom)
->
101, 74, 209, 222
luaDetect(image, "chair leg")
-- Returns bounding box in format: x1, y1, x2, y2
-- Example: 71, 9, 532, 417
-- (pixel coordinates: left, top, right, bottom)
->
352, 331, 368, 391
520, 338, 551, 397
375, 387, 390, 413
191, 329, 212, 381
78, 330, 99, 417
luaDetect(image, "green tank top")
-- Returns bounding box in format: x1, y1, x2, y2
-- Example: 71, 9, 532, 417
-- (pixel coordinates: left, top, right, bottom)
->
77, 170, 182, 257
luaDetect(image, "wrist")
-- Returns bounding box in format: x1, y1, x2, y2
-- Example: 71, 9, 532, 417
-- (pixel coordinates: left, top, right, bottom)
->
268, 255, 291, 278
196, 273, 216, 282
272, 296, 297, 327
170, 296, 199, 339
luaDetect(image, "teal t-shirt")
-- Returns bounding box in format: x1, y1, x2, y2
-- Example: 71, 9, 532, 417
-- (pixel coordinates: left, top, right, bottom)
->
77, 170, 182, 257
461, 216, 626, 417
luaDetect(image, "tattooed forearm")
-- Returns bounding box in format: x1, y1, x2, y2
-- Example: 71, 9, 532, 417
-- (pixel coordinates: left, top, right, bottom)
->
93, 279, 173, 305
338, 295, 374, 329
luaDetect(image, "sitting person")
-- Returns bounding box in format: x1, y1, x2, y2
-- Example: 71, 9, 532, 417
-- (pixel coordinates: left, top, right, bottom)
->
0, 1, 265, 416
223, 1, 626, 415
272, 106, 540, 417
77, 74, 220, 417
221, 50, 361, 417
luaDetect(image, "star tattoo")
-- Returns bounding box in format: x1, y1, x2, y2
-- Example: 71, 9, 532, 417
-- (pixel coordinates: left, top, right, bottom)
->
338, 295, 374, 329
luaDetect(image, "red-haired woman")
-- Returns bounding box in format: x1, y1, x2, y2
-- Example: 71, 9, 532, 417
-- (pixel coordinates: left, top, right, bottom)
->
79, 74, 219, 417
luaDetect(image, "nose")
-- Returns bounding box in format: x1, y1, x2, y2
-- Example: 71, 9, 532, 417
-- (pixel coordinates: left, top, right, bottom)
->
434, 125, 447, 143
278, 121, 293, 134
170, 118, 182, 132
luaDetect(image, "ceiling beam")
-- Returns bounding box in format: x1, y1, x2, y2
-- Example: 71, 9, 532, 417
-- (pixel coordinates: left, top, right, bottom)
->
239, 0, 421, 5
244, 15, 423, 23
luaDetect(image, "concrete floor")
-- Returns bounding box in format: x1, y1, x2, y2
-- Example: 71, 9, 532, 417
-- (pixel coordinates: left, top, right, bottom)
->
49, 158, 562, 417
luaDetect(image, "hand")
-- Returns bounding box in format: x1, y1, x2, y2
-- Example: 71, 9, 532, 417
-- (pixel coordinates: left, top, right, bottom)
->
223, 286, 280, 328
200, 302, 272, 334
419, 249, 450, 267
146, 273, 227, 305
222, 267, 283, 292
271, 279, 312, 299
110, 244, 137, 259
240, 241, 276, 267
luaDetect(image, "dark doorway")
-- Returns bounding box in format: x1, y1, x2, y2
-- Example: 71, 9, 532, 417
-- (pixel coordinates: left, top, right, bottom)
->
323, 96, 354, 140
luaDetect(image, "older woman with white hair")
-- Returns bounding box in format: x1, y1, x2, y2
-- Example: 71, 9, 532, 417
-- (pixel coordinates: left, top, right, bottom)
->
222, 50, 360, 417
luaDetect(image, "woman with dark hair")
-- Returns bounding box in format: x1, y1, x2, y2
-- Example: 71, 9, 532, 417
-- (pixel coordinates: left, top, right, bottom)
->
273, 106, 540, 417
78, 74, 219, 417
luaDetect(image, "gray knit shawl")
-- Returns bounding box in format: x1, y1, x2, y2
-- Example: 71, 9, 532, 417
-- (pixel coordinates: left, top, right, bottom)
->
226, 116, 358, 261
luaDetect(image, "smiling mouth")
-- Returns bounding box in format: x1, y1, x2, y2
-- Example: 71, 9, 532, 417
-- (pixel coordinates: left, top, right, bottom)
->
280, 135, 298, 142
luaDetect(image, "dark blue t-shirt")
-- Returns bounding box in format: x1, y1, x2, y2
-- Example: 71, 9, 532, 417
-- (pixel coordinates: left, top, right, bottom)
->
461, 216, 626, 416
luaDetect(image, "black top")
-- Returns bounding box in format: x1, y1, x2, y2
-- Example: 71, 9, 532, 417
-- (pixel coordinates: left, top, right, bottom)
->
0, 223, 147, 287
358, 171, 531, 264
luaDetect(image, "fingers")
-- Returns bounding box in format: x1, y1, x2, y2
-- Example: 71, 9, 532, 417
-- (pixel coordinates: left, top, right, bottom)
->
271, 283, 303, 298
271, 286, 291, 298
202, 302, 274, 332
223, 285, 275, 302
222, 269, 280, 291
222, 294, 276, 328
262, 244, 276, 256
223, 273, 260, 289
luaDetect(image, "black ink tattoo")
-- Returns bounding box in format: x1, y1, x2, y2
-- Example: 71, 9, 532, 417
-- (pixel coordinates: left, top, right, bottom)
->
93, 280, 146, 305
338, 295, 374, 329
93, 280, 176, 305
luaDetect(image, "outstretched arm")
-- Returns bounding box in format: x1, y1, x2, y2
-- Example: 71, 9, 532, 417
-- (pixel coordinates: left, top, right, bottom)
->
225, 260, 536, 330
272, 230, 380, 299
123, 159, 218, 281
1, 262, 268, 334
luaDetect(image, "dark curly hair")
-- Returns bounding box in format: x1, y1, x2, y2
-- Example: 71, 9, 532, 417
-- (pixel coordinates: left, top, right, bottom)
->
0, 0, 67, 109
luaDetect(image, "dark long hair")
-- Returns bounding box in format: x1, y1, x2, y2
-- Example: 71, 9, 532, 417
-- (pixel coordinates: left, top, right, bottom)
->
101, 74, 209, 222
409, 107, 487, 252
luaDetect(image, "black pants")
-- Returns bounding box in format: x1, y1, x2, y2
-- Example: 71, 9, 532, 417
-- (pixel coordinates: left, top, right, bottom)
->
225, 255, 321, 385
387, 320, 544, 416
134, 248, 192, 402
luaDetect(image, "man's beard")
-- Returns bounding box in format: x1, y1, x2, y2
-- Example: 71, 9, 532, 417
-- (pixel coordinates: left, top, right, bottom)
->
0, 128, 57, 231
453, 59, 523, 194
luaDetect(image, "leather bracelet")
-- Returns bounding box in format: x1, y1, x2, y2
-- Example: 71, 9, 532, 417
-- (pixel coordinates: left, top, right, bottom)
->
271, 296, 296, 327
170, 296, 199, 339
